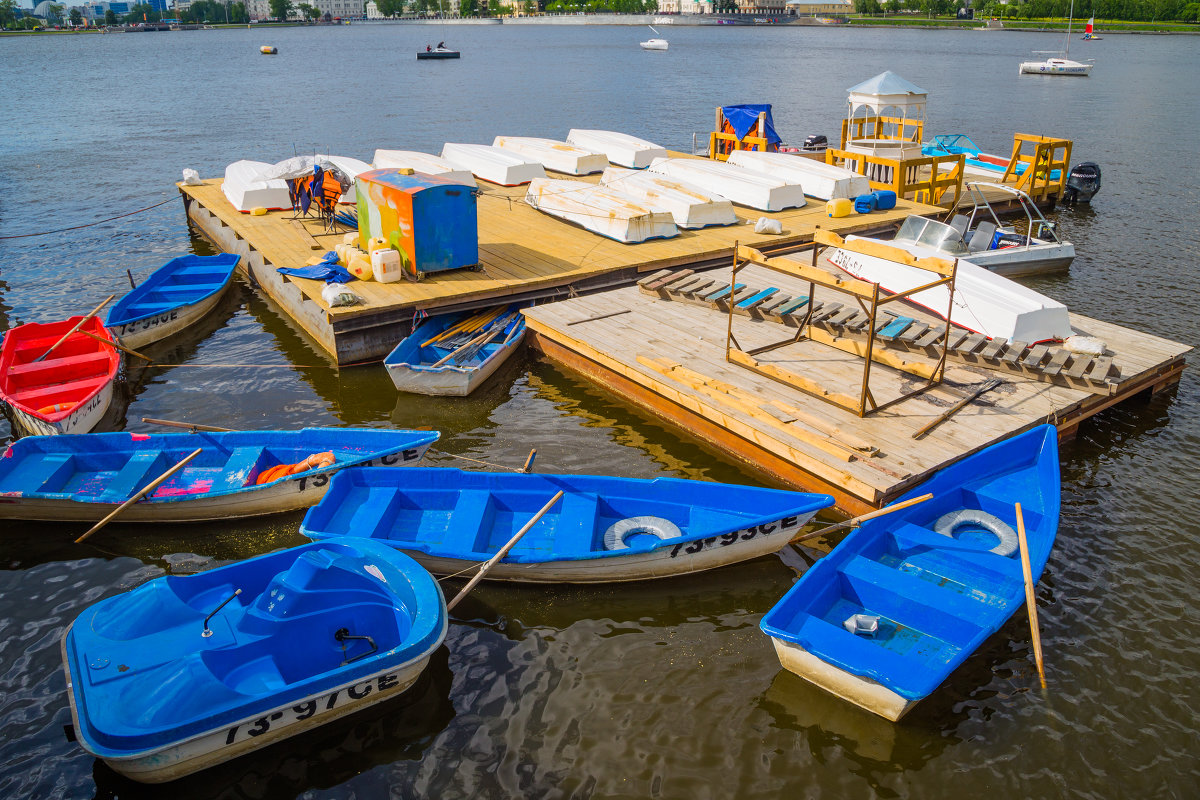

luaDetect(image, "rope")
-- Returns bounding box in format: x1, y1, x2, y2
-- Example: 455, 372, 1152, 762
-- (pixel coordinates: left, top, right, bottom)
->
0, 197, 176, 240
436, 561, 489, 582
427, 447, 526, 473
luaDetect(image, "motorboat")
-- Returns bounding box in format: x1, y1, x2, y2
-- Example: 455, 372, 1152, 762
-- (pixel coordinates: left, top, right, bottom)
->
890, 182, 1074, 278
640, 27, 668, 50
1018, 0, 1092, 75
417, 46, 459, 59
923, 134, 1061, 181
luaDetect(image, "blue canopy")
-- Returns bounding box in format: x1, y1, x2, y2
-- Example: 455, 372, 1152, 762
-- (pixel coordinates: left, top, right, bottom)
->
722, 104, 782, 146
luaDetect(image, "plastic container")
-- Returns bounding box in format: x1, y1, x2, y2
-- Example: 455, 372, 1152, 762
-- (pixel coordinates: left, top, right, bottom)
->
334, 243, 350, 265
367, 236, 389, 254
371, 248, 403, 283
343, 232, 359, 247
348, 252, 374, 281
853, 194, 878, 214
872, 190, 897, 210
826, 198, 853, 218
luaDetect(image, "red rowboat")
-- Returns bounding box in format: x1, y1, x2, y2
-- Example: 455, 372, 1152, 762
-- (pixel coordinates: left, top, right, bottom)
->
0, 316, 120, 437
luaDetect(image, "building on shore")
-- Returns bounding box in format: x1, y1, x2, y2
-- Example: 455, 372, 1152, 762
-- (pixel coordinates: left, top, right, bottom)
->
784, 0, 853, 16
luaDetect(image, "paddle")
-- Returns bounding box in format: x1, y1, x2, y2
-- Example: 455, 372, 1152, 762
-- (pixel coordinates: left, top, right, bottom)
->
446, 490, 564, 612
75, 448, 204, 544
912, 379, 1003, 440
1015, 502, 1047, 688
34, 295, 116, 362
76, 328, 152, 362
141, 417, 234, 433
431, 313, 517, 368
789, 493, 934, 546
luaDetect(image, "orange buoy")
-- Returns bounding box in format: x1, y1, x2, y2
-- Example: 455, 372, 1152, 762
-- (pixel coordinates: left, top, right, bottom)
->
255, 463, 292, 485
36, 402, 77, 416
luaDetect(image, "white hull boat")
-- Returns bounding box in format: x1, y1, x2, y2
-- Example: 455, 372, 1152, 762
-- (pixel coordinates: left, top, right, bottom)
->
6, 383, 113, 438
492, 136, 608, 176
600, 167, 737, 228
526, 178, 678, 243
1019, 57, 1092, 76
648, 157, 806, 212
640, 38, 668, 50
727, 151, 870, 201
829, 236, 1073, 342
371, 150, 476, 185
440, 143, 546, 186
316, 154, 373, 203
222, 160, 291, 212
567, 129, 668, 169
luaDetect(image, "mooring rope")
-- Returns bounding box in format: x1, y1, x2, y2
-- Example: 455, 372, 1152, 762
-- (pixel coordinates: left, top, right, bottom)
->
426, 448, 527, 473
0, 197, 176, 240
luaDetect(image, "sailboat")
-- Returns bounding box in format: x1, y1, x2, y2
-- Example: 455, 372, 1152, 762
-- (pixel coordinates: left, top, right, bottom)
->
1082, 17, 1102, 39
640, 26, 668, 51
417, 1, 460, 59
1018, 0, 1092, 75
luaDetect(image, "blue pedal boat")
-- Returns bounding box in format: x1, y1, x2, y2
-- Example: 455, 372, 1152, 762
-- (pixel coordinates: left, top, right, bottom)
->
0, 427, 438, 523
300, 468, 834, 583
383, 307, 525, 397
61, 538, 448, 783
106, 253, 241, 349
760, 425, 1060, 721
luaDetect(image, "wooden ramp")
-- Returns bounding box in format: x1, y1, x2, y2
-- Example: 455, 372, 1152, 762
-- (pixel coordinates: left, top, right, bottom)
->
178, 158, 936, 364
523, 261, 1189, 515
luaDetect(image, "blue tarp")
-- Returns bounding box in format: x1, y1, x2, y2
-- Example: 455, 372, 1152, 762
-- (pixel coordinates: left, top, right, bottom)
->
722, 104, 782, 146
276, 251, 355, 284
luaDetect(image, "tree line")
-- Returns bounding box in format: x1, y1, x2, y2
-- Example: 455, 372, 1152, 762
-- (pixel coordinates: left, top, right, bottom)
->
853, 0, 1200, 22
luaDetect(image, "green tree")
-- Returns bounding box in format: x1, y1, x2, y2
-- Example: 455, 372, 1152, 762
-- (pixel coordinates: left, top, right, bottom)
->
269, 0, 293, 19
69, 6, 82, 24
460, 0, 479, 14
104, 8, 117, 23
230, 2, 248, 23
124, 3, 161, 22
45, 2, 64, 22
0, 0, 17, 28
298, 2, 319, 17
376, 0, 404, 14
487, 0, 503, 14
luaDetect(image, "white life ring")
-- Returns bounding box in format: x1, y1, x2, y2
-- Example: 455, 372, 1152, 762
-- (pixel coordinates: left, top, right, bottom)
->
603, 516, 682, 551
933, 509, 1019, 557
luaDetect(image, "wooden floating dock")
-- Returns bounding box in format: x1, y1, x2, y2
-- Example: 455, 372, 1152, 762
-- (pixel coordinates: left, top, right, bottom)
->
523, 257, 1190, 515
178, 161, 939, 364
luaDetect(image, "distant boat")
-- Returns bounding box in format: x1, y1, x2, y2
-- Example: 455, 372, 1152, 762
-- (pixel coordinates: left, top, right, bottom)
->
0, 316, 120, 438
0, 428, 439, 522
62, 538, 447, 783
1081, 16, 1102, 39
761, 425, 1060, 721
300, 468, 835, 583
641, 25, 668, 50
1019, 0, 1092, 75
418, 45, 459, 60
383, 307, 526, 397
106, 253, 241, 349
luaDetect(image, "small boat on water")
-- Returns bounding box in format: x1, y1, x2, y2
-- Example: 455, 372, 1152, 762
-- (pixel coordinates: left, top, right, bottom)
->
640, 26, 668, 50
106, 253, 241, 349
440, 143, 546, 186
492, 136, 608, 176
383, 307, 526, 397
827, 233, 1074, 342
565, 129, 668, 169
599, 167, 738, 229
760, 425, 1060, 721
526, 178, 679, 243
0, 316, 120, 438
62, 538, 447, 783
417, 46, 460, 59
1081, 16, 1102, 39
893, 182, 1075, 278
922, 134, 1064, 181
726, 150, 870, 201
299, 468, 835, 583
371, 149, 476, 185
0, 427, 439, 522
1019, 0, 1092, 75
648, 157, 807, 212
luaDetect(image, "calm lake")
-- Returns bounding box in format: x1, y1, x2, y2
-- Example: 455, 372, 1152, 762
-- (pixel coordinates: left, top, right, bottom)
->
1, 21, 1198, 798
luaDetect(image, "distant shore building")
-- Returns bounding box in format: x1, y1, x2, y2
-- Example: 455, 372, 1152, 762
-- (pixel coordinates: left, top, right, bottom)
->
784, 0, 853, 16
245, 0, 364, 19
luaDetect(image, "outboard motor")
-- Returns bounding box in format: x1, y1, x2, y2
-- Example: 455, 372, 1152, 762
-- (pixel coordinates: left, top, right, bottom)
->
802, 134, 828, 153
1064, 162, 1101, 204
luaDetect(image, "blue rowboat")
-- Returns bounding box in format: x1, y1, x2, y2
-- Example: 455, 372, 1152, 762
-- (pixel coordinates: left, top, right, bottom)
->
0, 427, 438, 523
106, 253, 241, 349
383, 307, 525, 397
62, 538, 447, 783
760, 425, 1060, 721
300, 468, 834, 583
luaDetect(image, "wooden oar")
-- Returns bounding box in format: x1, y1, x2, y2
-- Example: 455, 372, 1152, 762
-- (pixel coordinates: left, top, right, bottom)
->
34, 295, 116, 362
446, 490, 564, 612
431, 314, 515, 368
1015, 502, 1047, 688
76, 328, 152, 362
522, 448, 537, 473
912, 379, 1002, 440
75, 448, 204, 544
141, 417, 234, 433
790, 493, 934, 546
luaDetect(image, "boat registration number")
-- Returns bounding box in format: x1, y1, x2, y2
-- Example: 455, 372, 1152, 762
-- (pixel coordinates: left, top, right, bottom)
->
667, 515, 803, 558
294, 449, 424, 492
223, 670, 406, 746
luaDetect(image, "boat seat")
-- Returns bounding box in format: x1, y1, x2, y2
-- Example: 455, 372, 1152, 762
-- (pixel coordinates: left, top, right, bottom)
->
6, 350, 110, 378
98, 450, 167, 501
9, 375, 111, 405
550, 490, 598, 555
784, 612, 936, 696
7, 453, 75, 494
440, 490, 495, 556
948, 215, 969, 237
209, 447, 267, 491
967, 221, 997, 252
840, 555, 997, 629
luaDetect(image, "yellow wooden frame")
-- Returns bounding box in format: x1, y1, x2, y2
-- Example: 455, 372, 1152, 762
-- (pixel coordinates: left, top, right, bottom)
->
825, 147, 965, 205
1003, 134, 1073, 203
840, 115, 925, 149
709, 107, 771, 162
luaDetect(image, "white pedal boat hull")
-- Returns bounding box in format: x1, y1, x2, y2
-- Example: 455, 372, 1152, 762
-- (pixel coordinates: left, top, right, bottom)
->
492, 136, 608, 176
648, 157, 806, 212
600, 167, 737, 228
222, 160, 290, 212
371, 150, 476, 185
727, 151, 870, 201
526, 178, 678, 243
566, 129, 668, 169
440, 143, 546, 186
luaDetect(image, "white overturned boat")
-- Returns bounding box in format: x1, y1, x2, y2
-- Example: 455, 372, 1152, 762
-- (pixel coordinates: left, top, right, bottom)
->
648, 157, 806, 212
492, 136, 608, 176
441, 143, 546, 186
566, 129, 668, 169
727, 151, 870, 201
828, 235, 1073, 343
600, 167, 737, 229
316, 154, 372, 203
371, 150, 476, 185
222, 160, 290, 212
526, 178, 678, 243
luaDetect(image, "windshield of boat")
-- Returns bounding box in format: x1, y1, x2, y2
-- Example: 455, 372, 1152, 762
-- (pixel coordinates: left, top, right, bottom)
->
895, 216, 967, 254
